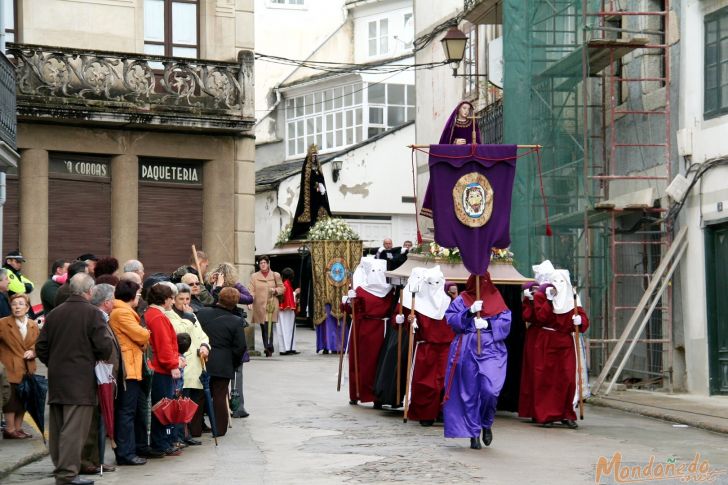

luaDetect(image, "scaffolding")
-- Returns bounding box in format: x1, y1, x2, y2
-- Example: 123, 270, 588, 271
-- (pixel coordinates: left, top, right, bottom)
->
503, 0, 674, 389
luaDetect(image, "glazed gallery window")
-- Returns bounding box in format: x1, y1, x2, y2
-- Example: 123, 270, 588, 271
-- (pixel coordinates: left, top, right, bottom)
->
463, 24, 478, 97
704, 6, 728, 118
144, 0, 199, 59
270, 0, 304, 5
286, 84, 364, 157
285, 83, 415, 158
366, 83, 415, 138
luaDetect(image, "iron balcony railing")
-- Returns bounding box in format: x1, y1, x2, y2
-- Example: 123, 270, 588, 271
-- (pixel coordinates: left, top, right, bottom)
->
477, 98, 503, 145
0, 53, 16, 149
6, 43, 254, 132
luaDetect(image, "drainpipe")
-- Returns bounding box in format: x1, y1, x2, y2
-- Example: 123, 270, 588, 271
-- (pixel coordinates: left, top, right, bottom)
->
0, 172, 6, 252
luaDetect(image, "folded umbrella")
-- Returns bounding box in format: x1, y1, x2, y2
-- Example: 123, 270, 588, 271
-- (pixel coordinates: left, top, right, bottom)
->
199, 358, 218, 446
16, 363, 48, 445
151, 397, 175, 426
94, 361, 116, 448
173, 397, 199, 424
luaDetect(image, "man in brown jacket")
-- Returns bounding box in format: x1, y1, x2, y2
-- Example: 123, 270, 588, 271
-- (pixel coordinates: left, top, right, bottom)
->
36, 273, 113, 485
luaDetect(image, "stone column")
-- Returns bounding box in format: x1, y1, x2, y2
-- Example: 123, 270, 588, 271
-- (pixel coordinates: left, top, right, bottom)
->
111, 154, 139, 264
18, 149, 48, 303
203, 156, 235, 267
234, 135, 256, 283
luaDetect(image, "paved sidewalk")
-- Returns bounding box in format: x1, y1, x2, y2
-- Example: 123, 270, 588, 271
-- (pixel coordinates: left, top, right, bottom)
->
0, 424, 48, 480
589, 389, 728, 434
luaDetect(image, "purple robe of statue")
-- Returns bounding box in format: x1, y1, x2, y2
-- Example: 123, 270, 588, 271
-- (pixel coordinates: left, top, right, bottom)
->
316, 303, 349, 353
442, 296, 511, 438
421, 101, 481, 220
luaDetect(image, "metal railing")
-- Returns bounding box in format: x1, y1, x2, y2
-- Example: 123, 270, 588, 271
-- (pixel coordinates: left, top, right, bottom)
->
0, 53, 16, 149
476, 98, 503, 144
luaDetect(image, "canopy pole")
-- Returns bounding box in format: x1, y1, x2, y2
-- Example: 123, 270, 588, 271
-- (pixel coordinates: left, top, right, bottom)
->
408, 144, 542, 149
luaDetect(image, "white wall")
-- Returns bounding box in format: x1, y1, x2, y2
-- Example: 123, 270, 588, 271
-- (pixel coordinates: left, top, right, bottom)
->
254, 0, 347, 142
677, 0, 728, 395
413, 0, 468, 240
255, 123, 418, 252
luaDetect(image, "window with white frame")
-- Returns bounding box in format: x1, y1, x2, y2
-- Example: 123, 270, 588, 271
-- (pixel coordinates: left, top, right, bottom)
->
402, 13, 414, 49
285, 82, 415, 158
368, 18, 389, 57
366, 83, 415, 138
463, 24, 478, 97
286, 83, 364, 158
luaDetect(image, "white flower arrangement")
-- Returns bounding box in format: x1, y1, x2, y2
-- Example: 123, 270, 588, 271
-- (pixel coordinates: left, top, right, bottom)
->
410, 242, 514, 264
275, 222, 293, 247
307, 217, 359, 241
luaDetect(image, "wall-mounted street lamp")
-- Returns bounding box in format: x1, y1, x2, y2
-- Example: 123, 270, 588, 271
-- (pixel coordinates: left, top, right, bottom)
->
331, 159, 343, 182
440, 27, 469, 77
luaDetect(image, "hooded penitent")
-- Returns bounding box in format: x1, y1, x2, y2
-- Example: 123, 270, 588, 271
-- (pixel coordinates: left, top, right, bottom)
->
403, 266, 451, 320
352, 257, 391, 298
458, 273, 508, 318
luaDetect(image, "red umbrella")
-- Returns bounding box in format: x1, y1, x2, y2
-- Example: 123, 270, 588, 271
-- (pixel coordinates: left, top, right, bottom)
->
174, 397, 199, 424
152, 396, 198, 425
94, 362, 116, 447
152, 397, 176, 425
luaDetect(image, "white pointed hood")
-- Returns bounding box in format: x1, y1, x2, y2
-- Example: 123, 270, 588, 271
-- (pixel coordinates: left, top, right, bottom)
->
550, 269, 575, 314
403, 266, 450, 320
532, 260, 555, 285
352, 257, 391, 298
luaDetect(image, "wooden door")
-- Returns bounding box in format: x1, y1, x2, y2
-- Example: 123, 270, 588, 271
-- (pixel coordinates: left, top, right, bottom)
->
706, 222, 728, 394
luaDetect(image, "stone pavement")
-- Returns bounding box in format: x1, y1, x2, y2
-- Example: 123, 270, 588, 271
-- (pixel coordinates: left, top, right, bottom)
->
0, 421, 48, 480
589, 389, 728, 434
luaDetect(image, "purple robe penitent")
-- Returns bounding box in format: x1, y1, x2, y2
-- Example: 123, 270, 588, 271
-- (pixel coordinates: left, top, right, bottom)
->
442, 296, 511, 438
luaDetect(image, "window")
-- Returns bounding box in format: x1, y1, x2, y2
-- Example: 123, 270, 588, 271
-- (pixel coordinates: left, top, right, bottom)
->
402, 13, 414, 49
368, 18, 389, 57
270, 0, 304, 5
286, 83, 364, 158
366, 83, 416, 138
144, 0, 199, 59
705, 6, 728, 118
4, 0, 16, 42
463, 24, 478, 97
285, 82, 415, 158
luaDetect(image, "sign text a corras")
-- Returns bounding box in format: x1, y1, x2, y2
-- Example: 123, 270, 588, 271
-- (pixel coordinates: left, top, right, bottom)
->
139, 160, 203, 185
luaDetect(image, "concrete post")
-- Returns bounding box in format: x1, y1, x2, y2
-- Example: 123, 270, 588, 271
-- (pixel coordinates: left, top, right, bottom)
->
203, 157, 235, 268
111, 154, 139, 263
18, 148, 49, 303
234, 135, 255, 283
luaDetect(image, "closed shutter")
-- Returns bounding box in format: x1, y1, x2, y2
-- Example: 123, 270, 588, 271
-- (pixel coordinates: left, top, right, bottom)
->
48, 178, 111, 264
138, 183, 203, 276
2, 175, 18, 257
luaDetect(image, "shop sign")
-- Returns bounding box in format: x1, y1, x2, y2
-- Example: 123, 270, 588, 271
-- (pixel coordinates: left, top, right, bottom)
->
140, 160, 202, 184
50, 157, 110, 178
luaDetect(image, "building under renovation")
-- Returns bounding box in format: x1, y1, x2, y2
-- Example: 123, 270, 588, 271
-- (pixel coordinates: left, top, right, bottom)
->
414, 0, 728, 395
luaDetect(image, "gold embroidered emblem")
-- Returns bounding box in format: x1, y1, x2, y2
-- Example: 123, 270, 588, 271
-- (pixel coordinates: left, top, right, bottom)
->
453, 172, 493, 228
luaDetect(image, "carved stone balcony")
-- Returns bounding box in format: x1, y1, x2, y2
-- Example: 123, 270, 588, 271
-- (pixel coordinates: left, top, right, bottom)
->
6, 43, 255, 133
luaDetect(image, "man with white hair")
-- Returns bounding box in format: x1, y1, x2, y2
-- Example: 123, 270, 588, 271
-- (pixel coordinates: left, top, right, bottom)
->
37, 273, 114, 485
341, 258, 393, 407
122, 260, 145, 282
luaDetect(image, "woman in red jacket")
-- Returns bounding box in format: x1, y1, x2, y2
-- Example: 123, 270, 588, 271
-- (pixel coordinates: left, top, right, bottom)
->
145, 283, 184, 456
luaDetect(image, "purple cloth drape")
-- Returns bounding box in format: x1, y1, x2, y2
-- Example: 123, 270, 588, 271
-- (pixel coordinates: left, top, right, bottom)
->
442, 296, 511, 438
316, 304, 349, 353
422, 144, 517, 275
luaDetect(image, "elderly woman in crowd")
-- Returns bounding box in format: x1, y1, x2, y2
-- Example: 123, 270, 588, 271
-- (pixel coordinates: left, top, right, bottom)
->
181, 272, 205, 312
109, 280, 150, 466
247, 256, 284, 358
0, 293, 39, 439
197, 287, 246, 435
0, 268, 11, 317
145, 283, 185, 456
166, 282, 210, 441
